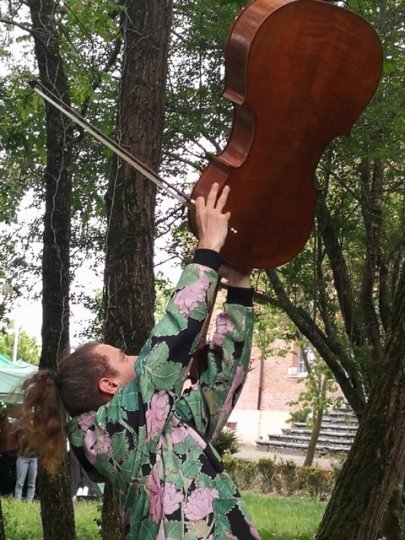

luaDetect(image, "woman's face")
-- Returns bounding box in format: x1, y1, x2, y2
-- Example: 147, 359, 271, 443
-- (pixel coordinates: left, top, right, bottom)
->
95, 344, 137, 387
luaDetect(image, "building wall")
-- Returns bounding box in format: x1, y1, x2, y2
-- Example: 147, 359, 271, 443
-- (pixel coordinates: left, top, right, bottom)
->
208, 295, 342, 446
228, 341, 309, 444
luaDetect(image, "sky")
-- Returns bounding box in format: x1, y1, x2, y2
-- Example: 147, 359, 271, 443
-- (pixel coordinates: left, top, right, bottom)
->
9, 222, 182, 348
1, 19, 185, 349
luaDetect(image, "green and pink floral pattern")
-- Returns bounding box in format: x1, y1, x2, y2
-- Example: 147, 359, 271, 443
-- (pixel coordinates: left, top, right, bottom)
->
68, 257, 259, 539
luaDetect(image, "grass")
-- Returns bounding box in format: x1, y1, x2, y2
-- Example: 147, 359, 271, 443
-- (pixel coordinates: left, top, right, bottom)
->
243, 492, 326, 540
1, 493, 325, 539
2, 498, 101, 539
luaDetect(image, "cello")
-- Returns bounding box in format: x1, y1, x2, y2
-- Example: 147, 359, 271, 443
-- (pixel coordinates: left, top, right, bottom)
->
189, 0, 383, 271
33, 0, 382, 271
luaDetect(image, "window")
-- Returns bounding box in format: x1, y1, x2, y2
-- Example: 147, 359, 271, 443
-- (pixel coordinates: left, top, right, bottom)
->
297, 347, 314, 377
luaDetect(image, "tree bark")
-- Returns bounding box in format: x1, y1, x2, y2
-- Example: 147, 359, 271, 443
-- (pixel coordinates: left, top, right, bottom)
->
102, 1, 173, 537
28, 0, 75, 538
316, 263, 405, 540
316, 193, 365, 350
0, 500, 5, 540
104, 0, 173, 351
303, 407, 323, 467
382, 465, 405, 540
38, 463, 75, 540
303, 378, 328, 468
359, 158, 385, 368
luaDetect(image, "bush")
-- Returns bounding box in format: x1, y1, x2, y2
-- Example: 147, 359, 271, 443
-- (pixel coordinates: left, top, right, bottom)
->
223, 456, 337, 498
256, 458, 276, 493
298, 466, 334, 500
213, 428, 240, 456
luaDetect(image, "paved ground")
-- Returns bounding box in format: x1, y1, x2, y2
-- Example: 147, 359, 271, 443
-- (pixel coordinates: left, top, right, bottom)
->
233, 444, 341, 470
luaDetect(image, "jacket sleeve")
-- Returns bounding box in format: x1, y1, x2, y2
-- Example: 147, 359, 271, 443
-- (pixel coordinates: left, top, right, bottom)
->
135, 249, 222, 407
176, 286, 254, 441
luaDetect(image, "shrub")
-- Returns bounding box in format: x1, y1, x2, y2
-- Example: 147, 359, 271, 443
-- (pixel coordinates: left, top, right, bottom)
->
278, 460, 299, 495
223, 456, 337, 498
298, 466, 334, 499
213, 428, 240, 456
256, 458, 276, 493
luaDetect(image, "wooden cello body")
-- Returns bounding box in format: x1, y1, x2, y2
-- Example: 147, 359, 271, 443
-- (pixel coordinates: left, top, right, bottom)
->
189, 0, 383, 271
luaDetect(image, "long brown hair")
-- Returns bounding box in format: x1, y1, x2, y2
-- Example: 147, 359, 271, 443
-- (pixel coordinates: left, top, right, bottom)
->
20, 342, 118, 475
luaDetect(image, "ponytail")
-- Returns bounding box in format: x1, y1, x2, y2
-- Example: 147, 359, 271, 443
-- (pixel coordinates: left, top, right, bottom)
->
20, 371, 65, 476
20, 342, 118, 476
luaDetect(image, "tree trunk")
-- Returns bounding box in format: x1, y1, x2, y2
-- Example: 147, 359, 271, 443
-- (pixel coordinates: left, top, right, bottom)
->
266, 268, 367, 417
104, 0, 173, 350
0, 500, 5, 540
29, 0, 75, 538
102, 1, 173, 537
382, 467, 405, 540
304, 375, 329, 467
38, 463, 75, 540
101, 481, 125, 540
316, 263, 405, 540
303, 407, 324, 467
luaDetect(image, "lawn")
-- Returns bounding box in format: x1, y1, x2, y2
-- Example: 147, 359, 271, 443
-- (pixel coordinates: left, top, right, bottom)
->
243, 492, 326, 540
1, 493, 326, 539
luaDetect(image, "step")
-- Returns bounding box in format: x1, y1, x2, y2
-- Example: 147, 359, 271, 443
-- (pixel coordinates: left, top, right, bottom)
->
268, 434, 352, 448
294, 421, 357, 432
328, 409, 357, 418
257, 439, 309, 450
257, 439, 351, 453
274, 433, 354, 444
284, 427, 357, 437
322, 417, 358, 426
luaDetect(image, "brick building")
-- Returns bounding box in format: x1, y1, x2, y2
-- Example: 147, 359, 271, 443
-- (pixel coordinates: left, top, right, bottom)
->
228, 341, 312, 445
204, 294, 331, 446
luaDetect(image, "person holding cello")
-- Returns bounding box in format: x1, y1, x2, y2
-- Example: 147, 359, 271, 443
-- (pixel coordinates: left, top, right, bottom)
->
20, 182, 260, 539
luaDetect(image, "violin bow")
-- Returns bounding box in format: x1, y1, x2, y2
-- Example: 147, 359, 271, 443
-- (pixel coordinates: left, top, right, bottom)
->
29, 80, 194, 209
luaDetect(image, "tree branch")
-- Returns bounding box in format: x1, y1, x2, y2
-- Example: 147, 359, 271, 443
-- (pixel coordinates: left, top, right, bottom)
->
359, 157, 384, 365
0, 16, 35, 37
316, 192, 365, 348
266, 268, 367, 417
163, 150, 202, 172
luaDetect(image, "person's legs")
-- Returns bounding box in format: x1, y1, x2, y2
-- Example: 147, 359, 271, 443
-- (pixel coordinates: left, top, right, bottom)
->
14, 457, 29, 500
26, 458, 38, 502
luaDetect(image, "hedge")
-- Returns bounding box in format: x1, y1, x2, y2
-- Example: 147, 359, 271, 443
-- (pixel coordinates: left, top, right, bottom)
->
223, 455, 339, 499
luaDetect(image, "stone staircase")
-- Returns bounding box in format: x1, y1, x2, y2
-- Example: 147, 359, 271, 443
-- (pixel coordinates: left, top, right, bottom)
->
256, 407, 358, 456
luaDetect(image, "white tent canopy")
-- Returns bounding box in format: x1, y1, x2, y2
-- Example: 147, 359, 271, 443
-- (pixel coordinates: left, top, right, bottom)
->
0, 360, 38, 403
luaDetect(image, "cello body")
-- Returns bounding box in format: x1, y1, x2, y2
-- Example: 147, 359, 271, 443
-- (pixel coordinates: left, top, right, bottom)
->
189, 0, 382, 270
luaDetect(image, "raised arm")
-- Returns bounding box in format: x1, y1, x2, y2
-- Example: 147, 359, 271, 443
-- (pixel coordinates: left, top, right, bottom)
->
135, 184, 232, 403
176, 266, 254, 441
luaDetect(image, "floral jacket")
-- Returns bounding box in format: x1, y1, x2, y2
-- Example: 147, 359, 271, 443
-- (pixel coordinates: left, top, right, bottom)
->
68, 250, 260, 540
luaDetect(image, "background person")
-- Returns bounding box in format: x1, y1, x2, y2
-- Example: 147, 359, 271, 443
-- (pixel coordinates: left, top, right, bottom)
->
14, 428, 38, 503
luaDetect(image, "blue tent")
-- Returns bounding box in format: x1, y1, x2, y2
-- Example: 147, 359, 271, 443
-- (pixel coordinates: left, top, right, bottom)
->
0, 353, 11, 366
0, 358, 38, 403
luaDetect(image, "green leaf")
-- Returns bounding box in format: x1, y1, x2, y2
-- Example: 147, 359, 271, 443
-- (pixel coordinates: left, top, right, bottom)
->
138, 517, 158, 540
142, 342, 183, 393
153, 305, 188, 336
165, 521, 183, 538
106, 399, 127, 424
111, 432, 129, 461
69, 426, 85, 446
120, 386, 139, 412
183, 458, 201, 478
